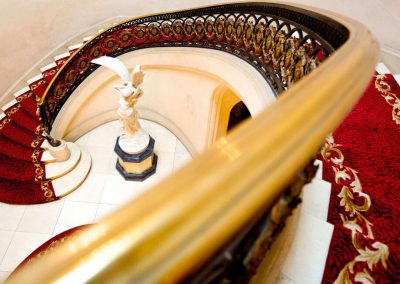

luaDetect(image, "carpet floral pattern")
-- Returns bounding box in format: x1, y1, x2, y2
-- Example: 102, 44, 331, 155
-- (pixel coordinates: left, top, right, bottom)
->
321, 74, 400, 283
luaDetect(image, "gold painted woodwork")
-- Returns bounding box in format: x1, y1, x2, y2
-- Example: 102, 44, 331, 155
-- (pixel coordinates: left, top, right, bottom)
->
118, 155, 154, 174
8, 2, 380, 284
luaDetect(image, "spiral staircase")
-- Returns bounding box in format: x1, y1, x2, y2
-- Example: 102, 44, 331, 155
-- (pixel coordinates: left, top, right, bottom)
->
0, 41, 93, 205
0, 2, 398, 283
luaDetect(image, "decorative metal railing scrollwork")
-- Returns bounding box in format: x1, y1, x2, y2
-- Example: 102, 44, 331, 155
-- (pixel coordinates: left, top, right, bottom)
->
38, 2, 348, 134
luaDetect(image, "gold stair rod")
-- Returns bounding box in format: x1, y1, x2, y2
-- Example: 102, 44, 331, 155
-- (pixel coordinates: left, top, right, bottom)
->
8, 4, 379, 284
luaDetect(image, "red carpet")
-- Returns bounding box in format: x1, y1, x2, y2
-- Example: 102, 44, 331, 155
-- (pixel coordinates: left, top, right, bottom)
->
4, 104, 41, 133
0, 57, 59, 204
320, 74, 400, 283
8, 225, 90, 279
1, 118, 42, 147
16, 91, 41, 120
0, 179, 55, 204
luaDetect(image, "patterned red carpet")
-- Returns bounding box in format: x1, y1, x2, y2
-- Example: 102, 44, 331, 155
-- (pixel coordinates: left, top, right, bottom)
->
0, 63, 60, 204
320, 74, 400, 283
7, 225, 90, 281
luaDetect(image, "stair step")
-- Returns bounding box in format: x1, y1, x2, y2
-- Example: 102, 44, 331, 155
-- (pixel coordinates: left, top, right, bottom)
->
301, 179, 331, 221
5, 105, 41, 134
52, 147, 91, 198
1, 99, 18, 112
68, 43, 83, 55
394, 74, 400, 85
18, 95, 39, 120
0, 153, 46, 182
0, 179, 54, 204
13, 86, 31, 98
0, 135, 38, 161
313, 159, 323, 180
27, 74, 48, 98
280, 212, 334, 284
45, 142, 81, 179
1, 119, 41, 147
13, 87, 39, 120
376, 62, 391, 74
40, 62, 58, 83
54, 52, 71, 68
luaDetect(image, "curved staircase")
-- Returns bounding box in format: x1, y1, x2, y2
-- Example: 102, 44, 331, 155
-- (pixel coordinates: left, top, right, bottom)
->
0, 36, 94, 205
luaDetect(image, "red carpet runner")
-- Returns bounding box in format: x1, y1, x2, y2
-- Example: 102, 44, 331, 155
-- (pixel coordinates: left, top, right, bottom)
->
320, 74, 400, 283
7, 225, 90, 281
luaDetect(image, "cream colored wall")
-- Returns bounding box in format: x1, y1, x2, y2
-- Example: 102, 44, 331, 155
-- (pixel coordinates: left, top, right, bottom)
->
0, 0, 232, 97
208, 86, 242, 144
1, 0, 399, 98
53, 48, 275, 154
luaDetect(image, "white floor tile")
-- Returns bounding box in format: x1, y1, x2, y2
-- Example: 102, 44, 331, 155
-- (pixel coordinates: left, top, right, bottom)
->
0, 204, 26, 231
100, 175, 139, 205
135, 177, 163, 197
153, 152, 174, 179
95, 204, 119, 222
175, 140, 189, 155
17, 200, 64, 234
86, 122, 120, 148
0, 231, 14, 264
281, 212, 334, 284
87, 146, 114, 174
65, 174, 107, 203
173, 152, 191, 172
53, 201, 98, 236
148, 125, 177, 153
0, 232, 51, 272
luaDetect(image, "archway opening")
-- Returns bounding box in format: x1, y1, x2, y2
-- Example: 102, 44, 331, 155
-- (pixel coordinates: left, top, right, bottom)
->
227, 101, 251, 133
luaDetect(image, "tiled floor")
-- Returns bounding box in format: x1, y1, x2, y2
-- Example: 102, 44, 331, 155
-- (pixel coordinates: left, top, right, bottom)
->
0, 119, 191, 282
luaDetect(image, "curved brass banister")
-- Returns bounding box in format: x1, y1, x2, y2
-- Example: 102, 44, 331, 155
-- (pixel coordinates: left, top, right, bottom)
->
9, 2, 379, 283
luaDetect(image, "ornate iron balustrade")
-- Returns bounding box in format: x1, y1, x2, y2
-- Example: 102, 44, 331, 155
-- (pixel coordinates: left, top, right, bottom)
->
39, 2, 348, 134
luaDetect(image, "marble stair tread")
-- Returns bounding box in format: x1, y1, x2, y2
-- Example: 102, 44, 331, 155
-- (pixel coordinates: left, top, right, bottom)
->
26, 74, 44, 85
1, 99, 18, 112
13, 86, 31, 98
376, 62, 391, 74
313, 159, 323, 180
51, 147, 91, 198
45, 142, 81, 179
280, 212, 334, 284
53, 52, 71, 62
68, 43, 83, 52
301, 178, 331, 221
82, 35, 94, 42
39, 62, 57, 73
394, 74, 400, 85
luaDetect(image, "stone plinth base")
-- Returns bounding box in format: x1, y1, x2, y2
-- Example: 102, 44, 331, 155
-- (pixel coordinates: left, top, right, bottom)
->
114, 136, 157, 181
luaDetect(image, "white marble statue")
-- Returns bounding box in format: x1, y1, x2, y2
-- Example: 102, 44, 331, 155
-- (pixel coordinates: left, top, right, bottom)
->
91, 56, 150, 154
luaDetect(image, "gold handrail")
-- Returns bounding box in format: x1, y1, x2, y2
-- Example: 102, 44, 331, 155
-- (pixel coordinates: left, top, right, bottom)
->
8, 2, 379, 284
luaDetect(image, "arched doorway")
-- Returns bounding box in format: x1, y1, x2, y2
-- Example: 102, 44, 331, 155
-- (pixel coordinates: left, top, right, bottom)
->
227, 101, 251, 132
208, 85, 252, 145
